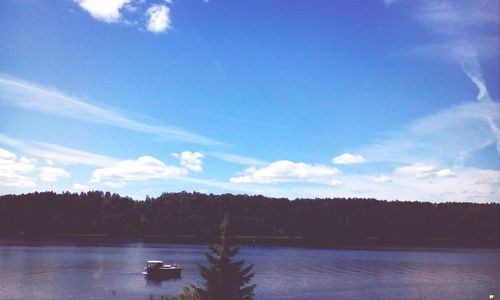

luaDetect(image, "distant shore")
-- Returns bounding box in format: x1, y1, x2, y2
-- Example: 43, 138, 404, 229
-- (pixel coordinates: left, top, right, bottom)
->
2, 191, 499, 249
1, 233, 498, 248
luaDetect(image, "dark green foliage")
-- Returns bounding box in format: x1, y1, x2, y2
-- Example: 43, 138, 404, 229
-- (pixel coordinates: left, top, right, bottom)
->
195, 215, 256, 300
161, 286, 202, 300
177, 286, 202, 300
0, 191, 499, 246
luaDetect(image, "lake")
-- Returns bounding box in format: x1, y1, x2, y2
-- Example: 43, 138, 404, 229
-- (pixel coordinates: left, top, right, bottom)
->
0, 239, 498, 299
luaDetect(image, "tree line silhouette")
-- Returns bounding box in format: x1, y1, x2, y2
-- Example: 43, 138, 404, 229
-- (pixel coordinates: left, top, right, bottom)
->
0, 191, 498, 247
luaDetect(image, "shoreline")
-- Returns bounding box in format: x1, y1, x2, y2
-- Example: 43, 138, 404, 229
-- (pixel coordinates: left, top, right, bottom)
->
1, 234, 498, 249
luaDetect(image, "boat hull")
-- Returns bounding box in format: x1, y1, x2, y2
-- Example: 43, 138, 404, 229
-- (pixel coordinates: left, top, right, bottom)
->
144, 268, 182, 279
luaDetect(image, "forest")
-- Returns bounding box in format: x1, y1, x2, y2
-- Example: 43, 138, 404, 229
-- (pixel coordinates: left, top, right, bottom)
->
0, 191, 499, 247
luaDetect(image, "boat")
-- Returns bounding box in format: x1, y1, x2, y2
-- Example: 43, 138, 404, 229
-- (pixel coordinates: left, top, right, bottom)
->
489, 291, 496, 300
142, 260, 182, 279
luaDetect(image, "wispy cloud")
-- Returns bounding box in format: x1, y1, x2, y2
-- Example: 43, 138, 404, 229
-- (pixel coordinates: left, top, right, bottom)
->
358, 101, 499, 165
0, 76, 221, 145
415, 0, 498, 37
0, 134, 118, 167
382, 0, 500, 162
208, 151, 267, 166
399, 0, 499, 103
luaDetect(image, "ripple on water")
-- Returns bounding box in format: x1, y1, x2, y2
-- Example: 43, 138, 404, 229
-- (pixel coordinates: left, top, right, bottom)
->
0, 241, 499, 299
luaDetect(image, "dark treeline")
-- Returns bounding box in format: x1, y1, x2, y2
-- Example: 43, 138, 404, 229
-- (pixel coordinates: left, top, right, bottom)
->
0, 191, 499, 247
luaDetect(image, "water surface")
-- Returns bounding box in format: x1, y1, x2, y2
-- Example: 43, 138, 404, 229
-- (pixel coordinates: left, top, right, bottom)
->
0, 240, 498, 299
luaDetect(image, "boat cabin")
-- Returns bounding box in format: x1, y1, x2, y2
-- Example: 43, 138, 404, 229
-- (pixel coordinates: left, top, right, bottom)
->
146, 260, 164, 269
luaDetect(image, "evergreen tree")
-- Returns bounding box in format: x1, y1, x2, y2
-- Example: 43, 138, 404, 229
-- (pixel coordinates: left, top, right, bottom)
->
195, 214, 256, 300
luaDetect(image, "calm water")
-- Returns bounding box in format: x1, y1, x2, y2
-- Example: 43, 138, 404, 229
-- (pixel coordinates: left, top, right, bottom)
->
0, 240, 499, 299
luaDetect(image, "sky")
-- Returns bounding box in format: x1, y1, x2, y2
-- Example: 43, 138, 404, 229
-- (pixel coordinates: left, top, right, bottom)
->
0, 0, 499, 202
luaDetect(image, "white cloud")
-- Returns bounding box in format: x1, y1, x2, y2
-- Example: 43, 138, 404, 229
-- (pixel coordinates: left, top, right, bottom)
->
394, 163, 437, 178
146, 4, 171, 33
75, 0, 130, 23
230, 160, 341, 184
0, 76, 220, 145
329, 179, 343, 186
172, 151, 204, 172
436, 169, 456, 178
90, 156, 187, 187
71, 183, 89, 190
38, 167, 70, 182
373, 176, 392, 184
332, 153, 367, 165
73, 0, 175, 34
475, 173, 500, 185
402, 167, 500, 202
0, 147, 16, 160
394, 163, 458, 179
0, 148, 37, 188
0, 134, 117, 167
205, 166, 499, 203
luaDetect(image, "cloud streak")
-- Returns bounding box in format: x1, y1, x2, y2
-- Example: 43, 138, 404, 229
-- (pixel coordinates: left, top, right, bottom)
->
358, 100, 499, 165
0, 76, 221, 145
0, 134, 118, 167
208, 151, 268, 166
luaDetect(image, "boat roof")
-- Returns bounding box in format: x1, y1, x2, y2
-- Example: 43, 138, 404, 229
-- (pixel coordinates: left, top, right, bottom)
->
147, 260, 163, 263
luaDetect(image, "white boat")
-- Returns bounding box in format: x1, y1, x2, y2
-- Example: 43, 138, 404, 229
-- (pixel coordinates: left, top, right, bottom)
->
142, 260, 182, 279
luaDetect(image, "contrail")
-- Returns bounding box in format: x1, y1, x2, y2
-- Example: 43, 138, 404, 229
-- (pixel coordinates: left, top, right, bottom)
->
414, 0, 500, 157
459, 49, 500, 156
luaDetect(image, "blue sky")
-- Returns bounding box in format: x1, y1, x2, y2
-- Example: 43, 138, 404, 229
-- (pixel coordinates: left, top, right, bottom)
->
0, 0, 499, 202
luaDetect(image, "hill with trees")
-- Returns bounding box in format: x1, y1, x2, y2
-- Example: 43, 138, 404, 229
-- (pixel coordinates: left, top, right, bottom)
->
0, 191, 498, 247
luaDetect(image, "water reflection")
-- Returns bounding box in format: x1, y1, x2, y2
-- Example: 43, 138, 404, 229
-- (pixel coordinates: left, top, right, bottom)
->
0, 240, 499, 299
